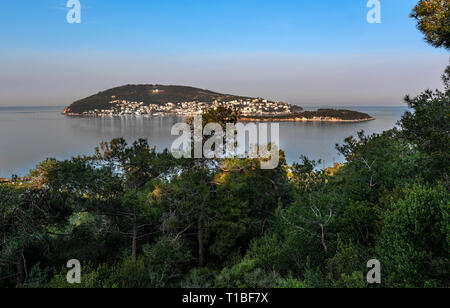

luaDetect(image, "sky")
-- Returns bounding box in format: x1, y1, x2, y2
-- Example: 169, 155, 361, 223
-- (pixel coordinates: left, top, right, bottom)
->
0, 0, 448, 107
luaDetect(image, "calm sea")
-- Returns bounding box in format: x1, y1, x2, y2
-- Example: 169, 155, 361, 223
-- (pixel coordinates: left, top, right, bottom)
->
0, 106, 408, 177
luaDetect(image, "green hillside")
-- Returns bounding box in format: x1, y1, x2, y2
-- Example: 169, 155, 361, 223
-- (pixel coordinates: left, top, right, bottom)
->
64, 84, 260, 114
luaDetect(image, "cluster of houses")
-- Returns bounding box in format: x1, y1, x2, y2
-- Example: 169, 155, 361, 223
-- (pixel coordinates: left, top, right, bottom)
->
79, 98, 296, 117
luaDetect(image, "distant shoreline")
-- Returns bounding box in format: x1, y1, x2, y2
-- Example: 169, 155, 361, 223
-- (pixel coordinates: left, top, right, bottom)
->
238, 116, 375, 123
62, 112, 375, 123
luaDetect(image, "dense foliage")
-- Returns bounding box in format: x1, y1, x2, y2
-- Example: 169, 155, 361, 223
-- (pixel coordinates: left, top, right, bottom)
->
411, 0, 450, 49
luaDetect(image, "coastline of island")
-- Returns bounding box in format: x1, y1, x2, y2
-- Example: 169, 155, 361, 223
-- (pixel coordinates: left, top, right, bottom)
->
62, 85, 375, 123
238, 116, 375, 123
62, 108, 375, 123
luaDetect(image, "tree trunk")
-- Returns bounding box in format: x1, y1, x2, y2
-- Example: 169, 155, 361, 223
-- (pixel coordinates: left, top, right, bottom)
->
132, 223, 137, 260
319, 224, 328, 254
197, 212, 205, 267
132, 208, 137, 261
16, 249, 25, 286
270, 180, 281, 207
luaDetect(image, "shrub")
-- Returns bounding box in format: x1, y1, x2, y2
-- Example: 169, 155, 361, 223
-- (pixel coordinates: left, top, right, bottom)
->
215, 258, 281, 288
181, 268, 216, 288
326, 239, 365, 288
143, 237, 190, 288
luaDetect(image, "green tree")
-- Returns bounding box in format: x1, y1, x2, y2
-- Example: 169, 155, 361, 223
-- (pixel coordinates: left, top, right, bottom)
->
401, 85, 450, 178
326, 239, 365, 288
95, 138, 178, 190
143, 237, 191, 287
378, 183, 449, 287
411, 0, 450, 49
210, 154, 292, 262
0, 181, 71, 286
149, 170, 212, 267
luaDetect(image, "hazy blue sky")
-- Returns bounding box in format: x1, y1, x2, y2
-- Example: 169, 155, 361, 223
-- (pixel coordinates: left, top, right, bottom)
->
0, 0, 448, 106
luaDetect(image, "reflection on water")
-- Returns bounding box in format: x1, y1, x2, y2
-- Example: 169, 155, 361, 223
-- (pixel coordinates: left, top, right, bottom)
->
0, 106, 408, 177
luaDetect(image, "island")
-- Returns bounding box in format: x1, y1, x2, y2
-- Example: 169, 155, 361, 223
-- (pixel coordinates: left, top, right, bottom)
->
62, 85, 374, 122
